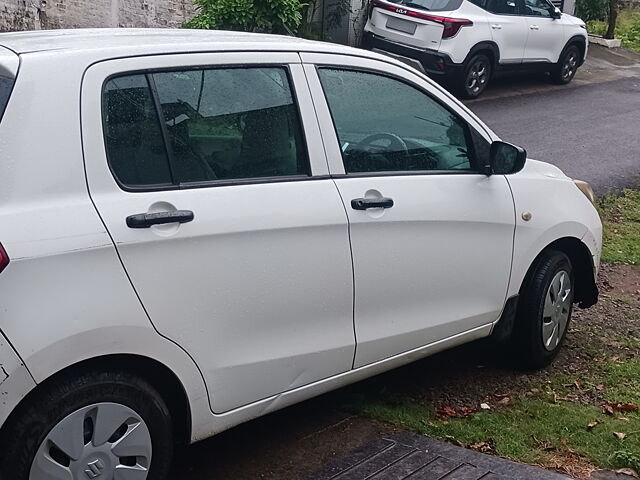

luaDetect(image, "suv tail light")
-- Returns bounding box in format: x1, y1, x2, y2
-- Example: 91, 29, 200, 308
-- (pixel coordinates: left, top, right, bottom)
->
0, 242, 9, 274
372, 0, 473, 39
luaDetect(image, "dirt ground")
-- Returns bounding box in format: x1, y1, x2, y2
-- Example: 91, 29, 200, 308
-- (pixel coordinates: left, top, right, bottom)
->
171, 264, 640, 479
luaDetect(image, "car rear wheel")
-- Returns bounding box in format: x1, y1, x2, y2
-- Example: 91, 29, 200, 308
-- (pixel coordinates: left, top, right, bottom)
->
0, 371, 173, 480
551, 45, 580, 84
458, 54, 492, 99
513, 250, 574, 369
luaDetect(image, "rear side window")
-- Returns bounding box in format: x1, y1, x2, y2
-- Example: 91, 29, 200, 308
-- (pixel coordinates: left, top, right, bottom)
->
103, 75, 173, 188
470, 0, 519, 14
0, 76, 15, 123
102, 67, 309, 189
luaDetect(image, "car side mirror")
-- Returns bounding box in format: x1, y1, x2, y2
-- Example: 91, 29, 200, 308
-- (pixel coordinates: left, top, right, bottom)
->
551, 7, 561, 18
487, 141, 527, 175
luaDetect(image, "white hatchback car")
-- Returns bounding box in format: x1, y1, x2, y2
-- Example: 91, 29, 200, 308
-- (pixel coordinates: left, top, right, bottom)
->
0, 29, 600, 480
363, 0, 588, 97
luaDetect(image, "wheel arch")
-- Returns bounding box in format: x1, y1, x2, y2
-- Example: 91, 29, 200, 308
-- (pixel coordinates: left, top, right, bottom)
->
520, 237, 598, 308
0, 353, 192, 446
561, 35, 587, 66
464, 41, 500, 69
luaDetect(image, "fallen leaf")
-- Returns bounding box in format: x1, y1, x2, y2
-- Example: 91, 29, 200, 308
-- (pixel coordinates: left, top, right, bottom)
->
498, 397, 511, 405
596, 384, 605, 391
480, 403, 491, 410
603, 404, 615, 415
435, 406, 458, 419
613, 432, 627, 440
615, 468, 639, 477
587, 421, 599, 430
618, 403, 638, 412
470, 440, 495, 453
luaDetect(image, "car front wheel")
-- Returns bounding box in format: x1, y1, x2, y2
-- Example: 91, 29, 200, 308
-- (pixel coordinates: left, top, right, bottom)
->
513, 250, 574, 369
0, 371, 173, 480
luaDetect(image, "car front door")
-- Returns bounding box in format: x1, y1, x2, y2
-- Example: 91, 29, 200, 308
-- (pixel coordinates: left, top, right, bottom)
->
81, 52, 355, 413
303, 53, 515, 367
520, 0, 565, 62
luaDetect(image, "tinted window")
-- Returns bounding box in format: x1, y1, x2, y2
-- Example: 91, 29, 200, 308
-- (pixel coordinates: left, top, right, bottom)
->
0, 76, 15, 123
471, 0, 519, 14
318, 69, 476, 174
523, 0, 552, 16
103, 75, 173, 187
152, 68, 309, 183
393, 0, 463, 11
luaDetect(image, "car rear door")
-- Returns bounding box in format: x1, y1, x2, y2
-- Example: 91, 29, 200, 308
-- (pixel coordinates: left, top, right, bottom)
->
480, 0, 529, 63
303, 53, 515, 367
81, 52, 355, 413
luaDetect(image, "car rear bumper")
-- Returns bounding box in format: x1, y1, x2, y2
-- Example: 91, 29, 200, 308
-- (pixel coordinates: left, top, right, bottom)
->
362, 31, 463, 78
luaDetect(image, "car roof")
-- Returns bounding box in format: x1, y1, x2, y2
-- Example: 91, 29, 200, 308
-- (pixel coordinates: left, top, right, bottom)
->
0, 28, 364, 58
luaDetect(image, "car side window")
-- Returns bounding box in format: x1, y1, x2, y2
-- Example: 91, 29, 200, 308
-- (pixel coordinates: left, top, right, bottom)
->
103, 67, 309, 189
522, 0, 552, 16
483, 0, 519, 14
152, 67, 309, 183
103, 75, 173, 187
318, 68, 478, 174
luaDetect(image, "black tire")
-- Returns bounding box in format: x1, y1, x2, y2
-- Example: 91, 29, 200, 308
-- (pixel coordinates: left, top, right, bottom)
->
513, 250, 574, 370
551, 45, 581, 84
457, 54, 492, 99
0, 370, 173, 480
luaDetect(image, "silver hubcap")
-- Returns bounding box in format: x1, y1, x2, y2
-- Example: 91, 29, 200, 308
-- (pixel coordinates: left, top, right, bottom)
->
562, 52, 578, 80
466, 60, 489, 94
542, 270, 572, 351
30, 403, 152, 480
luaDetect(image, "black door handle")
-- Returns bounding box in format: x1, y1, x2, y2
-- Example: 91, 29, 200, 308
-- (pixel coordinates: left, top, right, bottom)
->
126, 210, 194, 229
351, 197, 394, 210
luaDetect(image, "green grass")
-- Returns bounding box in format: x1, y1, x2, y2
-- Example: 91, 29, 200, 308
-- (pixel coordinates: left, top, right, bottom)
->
597, 189, 640, 264
587, 9, 640, 53
357, 357, 640, 470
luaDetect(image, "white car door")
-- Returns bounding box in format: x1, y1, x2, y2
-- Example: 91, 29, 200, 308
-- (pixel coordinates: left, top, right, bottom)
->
482, 0, 529, 63
520, 0, 565, 62
303, 53, 515, 367
81, 52, 355, 413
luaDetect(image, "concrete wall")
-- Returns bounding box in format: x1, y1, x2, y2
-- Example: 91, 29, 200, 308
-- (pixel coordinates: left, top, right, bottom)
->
0, 0, 196, 32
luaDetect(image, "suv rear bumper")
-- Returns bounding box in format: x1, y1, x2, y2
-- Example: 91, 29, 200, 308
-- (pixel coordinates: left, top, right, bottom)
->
362, 32, 464, 78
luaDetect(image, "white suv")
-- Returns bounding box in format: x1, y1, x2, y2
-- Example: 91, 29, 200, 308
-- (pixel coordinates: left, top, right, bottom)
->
0, 29, 600, 480
363, 0, 588, 98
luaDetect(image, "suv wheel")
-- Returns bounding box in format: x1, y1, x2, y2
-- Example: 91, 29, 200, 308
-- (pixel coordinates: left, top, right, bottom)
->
0, 371, 173, 480
552, 45, 580, 84
513, 250, 574, 370
458, 54, 492, 99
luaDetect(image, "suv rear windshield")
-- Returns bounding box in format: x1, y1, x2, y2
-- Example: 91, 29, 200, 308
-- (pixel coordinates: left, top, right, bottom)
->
0, 76, 15, 122
393, 0, 463, 11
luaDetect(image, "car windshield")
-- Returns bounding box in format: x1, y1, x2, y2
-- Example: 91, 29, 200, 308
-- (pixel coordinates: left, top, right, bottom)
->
395, 0, 463, 11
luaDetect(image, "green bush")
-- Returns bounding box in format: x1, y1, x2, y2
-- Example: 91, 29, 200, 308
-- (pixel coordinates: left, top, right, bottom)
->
588, 10, 640, 52
185, 0, 305, 34
576, 0, 609, 21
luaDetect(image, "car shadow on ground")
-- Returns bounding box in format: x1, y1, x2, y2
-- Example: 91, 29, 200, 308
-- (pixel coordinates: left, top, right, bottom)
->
170, 339, 519, 480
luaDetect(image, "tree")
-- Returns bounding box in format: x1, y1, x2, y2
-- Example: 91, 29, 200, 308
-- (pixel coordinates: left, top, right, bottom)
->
185, 0, 305, 34
605, 0, 618, 39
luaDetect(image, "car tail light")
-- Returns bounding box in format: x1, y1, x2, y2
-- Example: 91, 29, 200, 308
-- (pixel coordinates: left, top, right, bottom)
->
0, 242, 9, 274
372, 0, 473, 38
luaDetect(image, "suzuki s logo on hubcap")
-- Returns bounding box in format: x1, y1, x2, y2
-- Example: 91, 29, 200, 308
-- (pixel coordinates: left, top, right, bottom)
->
84, 459, 105, 479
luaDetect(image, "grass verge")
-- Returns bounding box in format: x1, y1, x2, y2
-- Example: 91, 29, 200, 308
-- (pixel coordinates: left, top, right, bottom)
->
588, 9, 640, 53
598, 189, 640, 264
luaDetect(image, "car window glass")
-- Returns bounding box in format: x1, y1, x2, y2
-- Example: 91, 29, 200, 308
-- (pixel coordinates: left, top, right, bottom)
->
318, 69, 476, 174
103, 75, 173, 187
523, 0, 552, 16
0, 75, 15, 123
481, 0, 519, 14
151, 67, 309, 183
